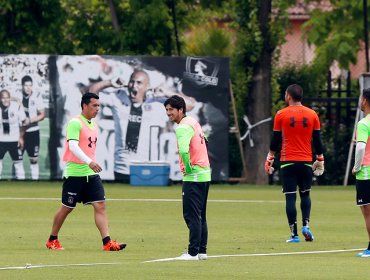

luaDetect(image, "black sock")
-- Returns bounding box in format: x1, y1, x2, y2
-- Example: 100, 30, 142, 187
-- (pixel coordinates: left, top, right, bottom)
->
49, 235, 58, 241
103, 236, 111, 245
285, 193, 297, 236
300, 191, 311, 226
367, 242, 370, 251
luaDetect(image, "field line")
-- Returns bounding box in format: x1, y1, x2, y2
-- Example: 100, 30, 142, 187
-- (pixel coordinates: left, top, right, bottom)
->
0, 197, 284, 203
143, 248, 365, 263
0, 262, 125, 271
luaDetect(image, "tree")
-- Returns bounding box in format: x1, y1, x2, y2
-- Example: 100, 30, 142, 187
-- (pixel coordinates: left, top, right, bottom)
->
0, 0, 68, 53
233, 0, 294, 184
303, 1, 367, 70
0, 0, 183, 55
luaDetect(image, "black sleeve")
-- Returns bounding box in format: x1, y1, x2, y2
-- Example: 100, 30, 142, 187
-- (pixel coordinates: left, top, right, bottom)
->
312, 130, 323, 155
270, 131, 282, 152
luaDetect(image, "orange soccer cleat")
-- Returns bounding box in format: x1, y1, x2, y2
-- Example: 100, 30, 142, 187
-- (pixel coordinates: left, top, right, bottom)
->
46, 239, 64, 250
103, 240, 126, 251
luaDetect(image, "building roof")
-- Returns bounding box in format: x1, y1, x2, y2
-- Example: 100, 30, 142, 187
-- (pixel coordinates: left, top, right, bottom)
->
288, 0, 332, 20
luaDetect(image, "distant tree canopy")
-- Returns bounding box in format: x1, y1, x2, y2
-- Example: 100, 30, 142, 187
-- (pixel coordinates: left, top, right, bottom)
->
303, 0, 369, 70
0, 0, 235, 55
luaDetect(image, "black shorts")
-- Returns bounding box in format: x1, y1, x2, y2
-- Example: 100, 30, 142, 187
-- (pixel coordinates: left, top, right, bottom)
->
23, 130, 40, 158
61, 175, 105, 208
280, 162, 313, 194
0, 142, 23, 161
356, 180, 370, 206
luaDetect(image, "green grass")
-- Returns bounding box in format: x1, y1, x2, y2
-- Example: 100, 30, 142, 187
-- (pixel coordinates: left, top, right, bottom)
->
0, 182, 368, 279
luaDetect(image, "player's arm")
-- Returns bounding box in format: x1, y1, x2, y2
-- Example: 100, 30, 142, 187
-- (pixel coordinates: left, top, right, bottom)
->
32, 107, 45, 123
312, 114, 325, 176
18, 125, 26, 150
312, 130, 324, 175
69, 140, 92, 164
89, 77, 124, 94
312, 130, 324, 156
176, 124, 194, 174
352, 122, 368, 174
353, 142, 366, 174
26, 97, 45, 124
18, 104, 26, 149
264, 130, 281, 174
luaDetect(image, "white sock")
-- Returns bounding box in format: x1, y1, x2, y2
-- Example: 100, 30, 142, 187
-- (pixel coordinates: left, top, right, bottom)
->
14, 161, 25, 180
30, 163, 39, 180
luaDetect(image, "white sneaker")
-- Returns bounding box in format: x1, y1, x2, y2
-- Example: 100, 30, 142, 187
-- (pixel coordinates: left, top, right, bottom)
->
176, 253, 199, 261
198, 253, 208, 260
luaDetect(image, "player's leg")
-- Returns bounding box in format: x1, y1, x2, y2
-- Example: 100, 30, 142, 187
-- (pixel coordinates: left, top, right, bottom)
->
356, 179, 370, 257
0, 142, 7, 179
46, 205, 73, 250
281, 163, 299, 242
199, 181, 210, 260
25, 131, 40, 180
182, 181, 202, 258
85, 175, 126, 251
92, 201, 109, 238
8, 142, 25, 180
298, 163, 314, 241
361, 205, 370, 240
285, 193, 298, 241
46, 177, 81, 250
50, 205, 73, 236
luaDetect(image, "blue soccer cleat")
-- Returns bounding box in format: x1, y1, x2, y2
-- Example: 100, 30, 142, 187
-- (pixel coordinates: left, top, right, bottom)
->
357, 250, 370, 257
286, 236, 300, 243
302, 226, 314, 242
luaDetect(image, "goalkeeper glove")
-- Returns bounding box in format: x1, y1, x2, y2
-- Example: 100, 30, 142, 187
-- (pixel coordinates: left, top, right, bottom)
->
110, 77, 124, 88
264, 153, 275, 175
312, 155, 324, 176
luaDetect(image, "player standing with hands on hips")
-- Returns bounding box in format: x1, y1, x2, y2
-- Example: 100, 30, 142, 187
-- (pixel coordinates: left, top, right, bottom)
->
265, 84, 324, 243
164, 95, 211, 260
46, 93, 126, 251
352, 88, 370, 257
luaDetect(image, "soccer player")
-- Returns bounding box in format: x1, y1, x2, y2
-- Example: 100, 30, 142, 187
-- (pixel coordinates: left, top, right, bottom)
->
265, 84, 324, 243
164, 95, 210, 261
0, 89, 26, 179
46, 93, 126, 251
352, 88, 370, 257
14, 75, 45, 180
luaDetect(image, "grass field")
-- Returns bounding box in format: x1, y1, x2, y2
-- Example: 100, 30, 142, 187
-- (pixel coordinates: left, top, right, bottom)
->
0, 181, 368, 279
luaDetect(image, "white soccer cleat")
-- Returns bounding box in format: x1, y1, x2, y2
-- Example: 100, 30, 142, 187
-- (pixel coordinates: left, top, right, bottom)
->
175, 253, 199, 261
198, 253, 208, 260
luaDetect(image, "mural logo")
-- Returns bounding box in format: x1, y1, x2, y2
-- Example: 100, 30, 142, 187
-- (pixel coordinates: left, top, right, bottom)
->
183, 57, 219, 87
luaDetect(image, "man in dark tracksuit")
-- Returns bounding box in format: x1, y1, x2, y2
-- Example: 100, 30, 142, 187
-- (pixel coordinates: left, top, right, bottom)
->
164, 95, 211, 261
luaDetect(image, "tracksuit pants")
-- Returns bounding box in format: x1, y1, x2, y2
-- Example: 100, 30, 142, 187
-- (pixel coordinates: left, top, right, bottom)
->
182, 181, 210, 256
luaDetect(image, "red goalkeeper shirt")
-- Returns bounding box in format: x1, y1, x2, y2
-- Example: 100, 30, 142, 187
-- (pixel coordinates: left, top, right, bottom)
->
273, 105, 321, 162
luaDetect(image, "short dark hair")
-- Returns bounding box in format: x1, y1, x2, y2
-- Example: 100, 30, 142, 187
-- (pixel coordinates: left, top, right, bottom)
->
81, 92, 99, 109
21, 75, 33, 85
286, 84, 303, 101
363, 88, 370, 105
0, 89, 10, 98
164, 95, 186, 114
